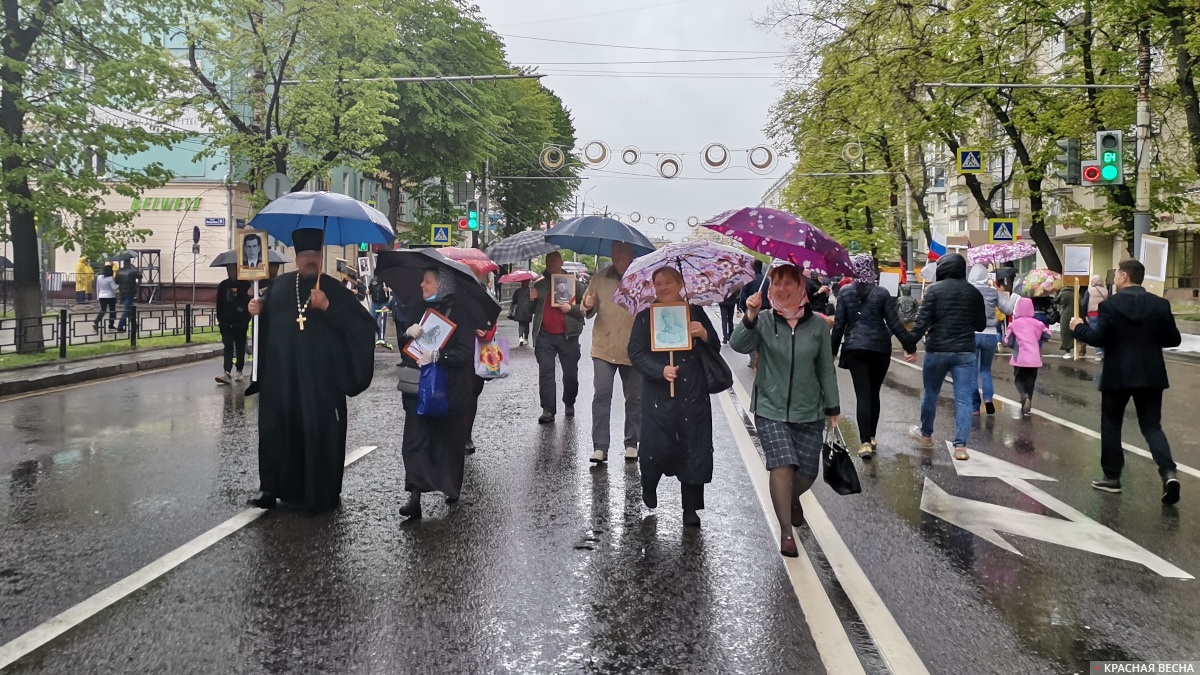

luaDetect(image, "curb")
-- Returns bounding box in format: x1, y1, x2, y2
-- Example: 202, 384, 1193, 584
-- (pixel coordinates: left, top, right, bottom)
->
0, 345, 223, 398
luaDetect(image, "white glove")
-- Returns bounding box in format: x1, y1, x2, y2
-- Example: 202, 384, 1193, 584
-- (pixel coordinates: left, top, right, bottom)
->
416, 349, 437, 367
405, 324, 424, 339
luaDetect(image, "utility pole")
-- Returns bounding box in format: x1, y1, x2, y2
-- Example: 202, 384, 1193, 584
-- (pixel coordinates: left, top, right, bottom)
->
1133, 24, 1153, 256
480, 157, 490, 248
904, 144, 915, 271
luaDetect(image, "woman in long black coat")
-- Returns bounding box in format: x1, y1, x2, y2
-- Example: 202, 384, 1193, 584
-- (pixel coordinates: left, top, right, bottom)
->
398, 268, 477, 519
627, 267, 720, 528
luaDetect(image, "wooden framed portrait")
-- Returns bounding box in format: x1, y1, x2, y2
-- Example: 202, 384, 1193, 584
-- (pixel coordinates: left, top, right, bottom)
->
236, 230, 269, 281
403, 308, 458, 361
650, 302, 691, 352
551, 273, 576, 305
335, 258, 350, 280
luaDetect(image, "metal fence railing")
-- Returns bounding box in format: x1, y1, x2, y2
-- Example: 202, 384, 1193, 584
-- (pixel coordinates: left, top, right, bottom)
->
0, 304, 218, 357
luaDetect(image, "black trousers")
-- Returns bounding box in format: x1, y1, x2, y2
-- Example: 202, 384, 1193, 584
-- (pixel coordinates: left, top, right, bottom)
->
1100, 388, 1177, 480
465, 374, 486, 442
94, 299, 117, 328
719, 304, 736, 340
220, 323, 248, 373
535, 331, 580, 413
1013, 367, 1039, 401
517, 321, 530, 341
841, 349, 891, 442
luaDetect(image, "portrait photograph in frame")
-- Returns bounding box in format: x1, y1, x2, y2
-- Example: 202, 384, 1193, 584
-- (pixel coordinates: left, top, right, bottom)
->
403, 308, 458, 362
650, 302, 691, 352
551, 273, 576, 305
335, 258, 350, 280
236, 230, 269, 281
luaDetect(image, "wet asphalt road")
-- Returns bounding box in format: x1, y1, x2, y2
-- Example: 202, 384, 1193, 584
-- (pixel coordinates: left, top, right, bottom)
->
1, 313, 1199, 673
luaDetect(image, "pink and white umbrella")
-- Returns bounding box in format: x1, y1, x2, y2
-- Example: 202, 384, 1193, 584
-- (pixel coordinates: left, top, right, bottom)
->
615, 240, 756, 314
498, 269, 538, 284
440, 246, 499, 277
968, 242, 1037, 267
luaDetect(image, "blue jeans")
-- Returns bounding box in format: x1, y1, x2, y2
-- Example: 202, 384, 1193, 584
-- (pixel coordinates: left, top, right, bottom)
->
1088, 316, 1103, 355
972, 333, 999, 409
920, 352, 976, 447
116, 296, 135, 331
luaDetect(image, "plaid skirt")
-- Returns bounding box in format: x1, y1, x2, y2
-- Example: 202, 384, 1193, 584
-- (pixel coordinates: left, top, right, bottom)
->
756, 415, 825, 479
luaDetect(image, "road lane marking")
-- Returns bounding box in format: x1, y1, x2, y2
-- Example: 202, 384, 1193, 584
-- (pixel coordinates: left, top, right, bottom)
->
889, 356, 1200, 481
0, 445, 380, 669
716, 391, 866, 675
922, 443, 1192, 579
725, 377, 931, 675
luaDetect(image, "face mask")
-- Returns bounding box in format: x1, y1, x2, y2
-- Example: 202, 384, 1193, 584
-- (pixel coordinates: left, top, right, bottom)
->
425, 293, 437, 301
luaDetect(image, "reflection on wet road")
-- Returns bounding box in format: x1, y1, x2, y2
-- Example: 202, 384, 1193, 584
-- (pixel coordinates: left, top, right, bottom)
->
1, 317, 1198, 673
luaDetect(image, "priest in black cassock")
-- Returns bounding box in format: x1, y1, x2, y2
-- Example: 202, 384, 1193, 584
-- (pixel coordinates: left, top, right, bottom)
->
247, 228, 376, 511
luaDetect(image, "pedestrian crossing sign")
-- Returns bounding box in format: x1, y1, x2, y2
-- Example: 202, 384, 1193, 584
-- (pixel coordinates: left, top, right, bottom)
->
989, 218, 1017, 243
431, 224, 451, 246
957, 148, 983, 174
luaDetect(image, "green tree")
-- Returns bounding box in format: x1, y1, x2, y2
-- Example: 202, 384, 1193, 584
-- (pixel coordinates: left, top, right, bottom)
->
184, 0, 395, 197
1, 0, 190, 348
489, 78, 580, 237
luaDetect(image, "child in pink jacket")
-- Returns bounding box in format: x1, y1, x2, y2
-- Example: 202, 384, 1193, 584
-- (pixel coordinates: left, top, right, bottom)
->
1004, 296, 1053, 415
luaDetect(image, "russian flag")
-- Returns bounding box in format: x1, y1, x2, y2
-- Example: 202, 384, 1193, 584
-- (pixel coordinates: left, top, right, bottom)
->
927, 234, 947, 261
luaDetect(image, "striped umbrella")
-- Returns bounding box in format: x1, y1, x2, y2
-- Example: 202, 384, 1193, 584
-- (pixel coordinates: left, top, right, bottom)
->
486, 230, 560, 265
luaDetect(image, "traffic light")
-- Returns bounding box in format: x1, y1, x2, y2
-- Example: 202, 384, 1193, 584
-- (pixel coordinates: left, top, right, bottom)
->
458, 217, 469, 230
1082, 130, 1124, 186
467, 201, 479, 230
359, 242, 368, 252
1054, 138, 1081, 185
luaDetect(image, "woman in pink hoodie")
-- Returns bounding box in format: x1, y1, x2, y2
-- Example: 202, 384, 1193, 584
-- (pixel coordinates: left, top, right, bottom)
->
1004, 296, 1053, 415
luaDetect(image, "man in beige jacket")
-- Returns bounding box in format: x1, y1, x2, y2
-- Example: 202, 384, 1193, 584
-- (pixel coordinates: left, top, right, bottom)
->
582, 241, 642, 463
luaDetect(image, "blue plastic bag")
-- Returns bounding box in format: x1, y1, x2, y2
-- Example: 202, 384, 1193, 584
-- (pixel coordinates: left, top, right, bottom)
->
417, 362, 449, 417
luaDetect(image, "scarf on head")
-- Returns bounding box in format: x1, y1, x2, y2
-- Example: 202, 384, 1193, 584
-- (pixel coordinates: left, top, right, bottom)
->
767, 272, 809, 322
851, 254, 877, 284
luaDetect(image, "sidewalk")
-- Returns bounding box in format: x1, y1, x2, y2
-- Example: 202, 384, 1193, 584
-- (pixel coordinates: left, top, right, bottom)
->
0, 342, 223, 397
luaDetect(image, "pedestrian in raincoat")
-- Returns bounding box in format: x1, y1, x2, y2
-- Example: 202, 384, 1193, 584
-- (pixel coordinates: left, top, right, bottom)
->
74, 256, 95, 304
1004, 296, 1052, 415
731, 262, 840, 558
627, 267, 720, 528
968, 264, 1016, 414
510, 280, 534, 346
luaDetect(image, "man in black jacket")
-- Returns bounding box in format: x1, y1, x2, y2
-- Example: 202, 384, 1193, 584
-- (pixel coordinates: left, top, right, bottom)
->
215, 265, 252, 384
114, 260, 143, 332
1072, 259, 1181, 504
904, 253, 986, 460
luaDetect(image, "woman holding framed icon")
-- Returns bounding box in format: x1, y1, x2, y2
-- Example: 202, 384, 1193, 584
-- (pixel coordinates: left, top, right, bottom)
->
397, 267, 477, 519
627, 267, 720, 528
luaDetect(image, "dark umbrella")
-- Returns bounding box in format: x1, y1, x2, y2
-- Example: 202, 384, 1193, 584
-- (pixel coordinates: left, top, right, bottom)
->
375, 249, 501, 326
0, 256, 11, 269
544, 216, 656, 257
106, 250, 140, 262
210, 250, 292, 267
486, 230, 560, 265
701, 207, 853, 276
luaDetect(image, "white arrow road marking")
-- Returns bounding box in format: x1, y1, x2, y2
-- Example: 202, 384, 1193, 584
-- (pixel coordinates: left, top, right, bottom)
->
921, 443, 1192, 580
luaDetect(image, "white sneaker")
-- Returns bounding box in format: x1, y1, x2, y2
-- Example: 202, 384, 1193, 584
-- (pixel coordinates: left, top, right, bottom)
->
234, 371, 244, 382
519, 338, 527, 346
1062, 353, 1073, 359
590, 449, 607, 463
625, 446, 638, 460
215, 372, 232, 385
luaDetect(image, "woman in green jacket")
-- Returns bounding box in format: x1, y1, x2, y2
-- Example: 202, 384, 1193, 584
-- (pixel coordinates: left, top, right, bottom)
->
730, 263, 841, 558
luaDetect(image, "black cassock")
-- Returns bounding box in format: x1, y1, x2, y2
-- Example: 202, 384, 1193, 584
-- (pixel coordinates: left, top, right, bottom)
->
257, 272, 375, 509
627, 304, 719, 510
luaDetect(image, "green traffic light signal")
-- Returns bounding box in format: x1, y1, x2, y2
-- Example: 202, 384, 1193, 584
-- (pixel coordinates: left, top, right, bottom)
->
1092, 130, 1124, 185
359, 242, 368, 251
467, 200, 479, 230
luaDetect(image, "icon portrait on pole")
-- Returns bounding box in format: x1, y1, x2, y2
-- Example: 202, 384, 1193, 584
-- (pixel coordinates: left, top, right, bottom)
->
236, 230, 269, 281
650, 302, 691, 352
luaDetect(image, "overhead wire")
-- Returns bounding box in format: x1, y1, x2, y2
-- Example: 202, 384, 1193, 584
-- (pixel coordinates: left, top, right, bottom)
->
499, 34, 786, 55
496, 0, 702, 29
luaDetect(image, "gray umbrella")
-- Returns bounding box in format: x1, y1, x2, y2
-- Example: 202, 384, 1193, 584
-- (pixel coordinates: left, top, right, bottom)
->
0, 256, 11, 269
209, 249, 291, 267
485, 230, 560, 265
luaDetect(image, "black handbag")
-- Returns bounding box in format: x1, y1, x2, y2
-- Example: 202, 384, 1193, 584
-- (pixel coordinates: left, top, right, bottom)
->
396, 365, 420, 395
822, 425, 862, 495
695, 339, 733, 394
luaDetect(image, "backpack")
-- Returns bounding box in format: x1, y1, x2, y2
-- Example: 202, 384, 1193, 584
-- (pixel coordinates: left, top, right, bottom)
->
369, 278, 388, 304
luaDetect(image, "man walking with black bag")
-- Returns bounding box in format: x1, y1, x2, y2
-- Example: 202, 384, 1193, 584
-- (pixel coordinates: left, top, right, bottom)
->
1072, 259, 1182, 504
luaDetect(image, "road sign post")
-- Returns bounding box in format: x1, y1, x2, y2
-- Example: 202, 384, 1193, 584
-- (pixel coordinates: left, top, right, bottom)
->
430, 224, 452, 246
988, 218, 1017, 243
957, 148, 983, 174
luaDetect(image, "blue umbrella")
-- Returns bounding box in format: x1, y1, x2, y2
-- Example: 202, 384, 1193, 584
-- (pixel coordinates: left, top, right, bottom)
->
544, 216, 656, 257
247, 191, 394, 246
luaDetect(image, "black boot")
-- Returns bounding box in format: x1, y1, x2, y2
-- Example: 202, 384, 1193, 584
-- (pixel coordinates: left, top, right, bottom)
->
683, 509, 702, 528
399, 492, 422, 519
248, 493, 277, 509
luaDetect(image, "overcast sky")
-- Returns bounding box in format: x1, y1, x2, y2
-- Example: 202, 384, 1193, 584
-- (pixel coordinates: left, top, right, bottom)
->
473, 0, 793, 241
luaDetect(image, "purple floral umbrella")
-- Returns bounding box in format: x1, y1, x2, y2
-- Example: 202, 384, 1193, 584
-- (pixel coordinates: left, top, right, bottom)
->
967, 241, 1037, 267
614, 240, 756, 314
701, 207, 853, 277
